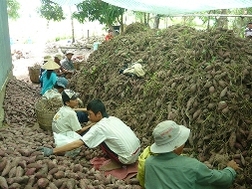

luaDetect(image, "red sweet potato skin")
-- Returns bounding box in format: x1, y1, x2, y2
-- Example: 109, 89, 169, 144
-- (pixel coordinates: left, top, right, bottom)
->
37, 178, 49, 188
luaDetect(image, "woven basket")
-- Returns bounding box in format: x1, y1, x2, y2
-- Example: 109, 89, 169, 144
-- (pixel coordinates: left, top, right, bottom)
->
35, 102, 56, 131
28, 67, 40, 83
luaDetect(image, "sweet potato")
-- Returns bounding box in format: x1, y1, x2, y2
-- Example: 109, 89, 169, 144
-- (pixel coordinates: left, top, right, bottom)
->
11, 157, 22, 168
66, 178, 76, 189
8, 166, 17, 178
9, 182, 22, 189
18, 149, 32, 156
30, 151, 43, 156
34, 172, 47, 179
38, 164, 48, 175
0, 150, 5, 157
47, 161, 57, 170
1, 160, 11, 177
35, 155, 44, 161
54, 171, 65, 179
53, 179, 64, 188
26, 162, 43, 170
0, 176, 8, 189
25, 168, 37, 176
48, 167, 58, 175
65, 172, 79, 180
72, 163, 82, 172
79, 179, 88, 189
59, 181, 67, 189
37, 178, 49, 188
24, 175, 36, 189
15, 166, 24, 177
0, 158, 7, 172
18, 160, 27, 169
228, 131, 236, 149
49, 182, 58, 189
7, 176, 29, 185
219, 87, 228, 98
47, 174, 53, 181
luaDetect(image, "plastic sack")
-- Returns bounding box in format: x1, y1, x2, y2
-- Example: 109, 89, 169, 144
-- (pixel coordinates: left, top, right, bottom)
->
123, 63, 145, 77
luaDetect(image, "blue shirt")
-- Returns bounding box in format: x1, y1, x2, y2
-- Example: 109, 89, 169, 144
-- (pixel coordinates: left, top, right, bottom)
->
145, 152, 236, 189
40, 71, 57, 95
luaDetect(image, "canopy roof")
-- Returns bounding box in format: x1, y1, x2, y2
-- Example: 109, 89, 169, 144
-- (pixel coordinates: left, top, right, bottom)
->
52, 0, 252, 15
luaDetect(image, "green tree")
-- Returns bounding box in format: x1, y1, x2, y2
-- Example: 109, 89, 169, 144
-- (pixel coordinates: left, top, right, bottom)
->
134, 11, 150, 26
38, 0, 65, 21
7, 0, 20, 20
73, 0, 125, 30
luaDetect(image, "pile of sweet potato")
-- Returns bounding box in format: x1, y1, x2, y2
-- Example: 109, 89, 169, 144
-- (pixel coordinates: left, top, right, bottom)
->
0, 125, 142, 188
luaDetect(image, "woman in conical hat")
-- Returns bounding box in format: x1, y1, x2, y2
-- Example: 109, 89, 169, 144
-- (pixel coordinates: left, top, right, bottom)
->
40, 60, 60, 95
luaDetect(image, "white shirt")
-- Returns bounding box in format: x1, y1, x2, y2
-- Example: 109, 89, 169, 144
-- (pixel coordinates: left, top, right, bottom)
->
81, 116, 140, 164
52, 106, 82, 133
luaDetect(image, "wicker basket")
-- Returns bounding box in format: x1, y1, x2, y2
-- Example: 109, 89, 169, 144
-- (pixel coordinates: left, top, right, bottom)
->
28, 66, 40, 83
35, 102, 56, 131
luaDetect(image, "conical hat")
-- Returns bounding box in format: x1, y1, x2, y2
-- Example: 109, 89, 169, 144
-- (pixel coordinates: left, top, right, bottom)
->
42, 60, 60, 70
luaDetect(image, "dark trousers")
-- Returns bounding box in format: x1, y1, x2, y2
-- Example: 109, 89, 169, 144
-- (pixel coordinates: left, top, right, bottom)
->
76, 111, 90, 136
76, 111, 89, 123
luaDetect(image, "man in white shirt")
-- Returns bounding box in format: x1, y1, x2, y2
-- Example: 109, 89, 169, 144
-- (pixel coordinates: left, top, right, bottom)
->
39, 99, 141, 169
245, 22, 252, 38
52, 89, 92, 147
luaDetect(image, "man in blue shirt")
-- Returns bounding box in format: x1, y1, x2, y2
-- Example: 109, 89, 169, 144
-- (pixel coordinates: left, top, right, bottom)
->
144, 120, 240, 189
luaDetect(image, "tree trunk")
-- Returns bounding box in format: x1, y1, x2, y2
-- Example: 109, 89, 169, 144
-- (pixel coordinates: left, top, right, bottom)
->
69, 6, 75, 43
153, 14, 160, 29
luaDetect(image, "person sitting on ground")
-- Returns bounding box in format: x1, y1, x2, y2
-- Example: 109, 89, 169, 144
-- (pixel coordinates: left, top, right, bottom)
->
42, 76, 68, 100
144, 120, 241, 189
53, 54, 66, 76
60, 51, 76, 79
40, 60, 60, 95
38, 99, 141, 170
51, 89, 91, 148
105, 29, 113, 41
39, 55, 51, 87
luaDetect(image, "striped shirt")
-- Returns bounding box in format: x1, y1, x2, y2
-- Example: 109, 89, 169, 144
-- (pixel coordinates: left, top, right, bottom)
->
61, 58, 75, 71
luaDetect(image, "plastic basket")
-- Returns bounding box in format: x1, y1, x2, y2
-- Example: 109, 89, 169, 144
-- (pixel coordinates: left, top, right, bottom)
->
28, 67, 40, 83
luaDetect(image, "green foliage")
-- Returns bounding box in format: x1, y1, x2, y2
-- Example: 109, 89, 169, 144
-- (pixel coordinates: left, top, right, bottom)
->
73, 0, 125, 27
7, 0, 20, 20
38, 0, 65, 21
